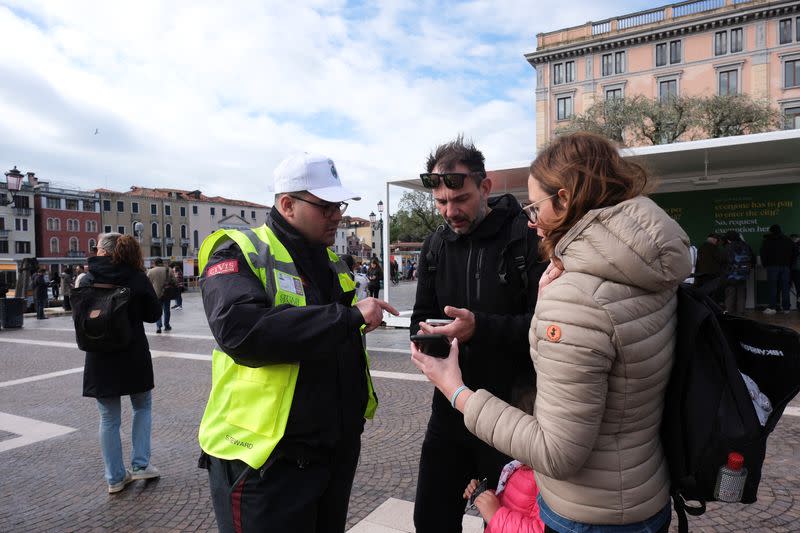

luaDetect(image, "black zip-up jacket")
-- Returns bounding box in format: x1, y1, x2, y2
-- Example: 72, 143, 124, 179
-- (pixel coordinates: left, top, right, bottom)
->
201, 209, 368, 463
411, 194, 546, 428
760, 232, 794, 268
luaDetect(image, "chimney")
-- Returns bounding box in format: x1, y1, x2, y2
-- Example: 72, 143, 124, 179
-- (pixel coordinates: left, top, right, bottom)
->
26, 172, 37, 187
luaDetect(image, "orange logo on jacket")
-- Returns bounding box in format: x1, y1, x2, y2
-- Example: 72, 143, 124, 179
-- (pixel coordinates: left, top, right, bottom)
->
545, 324, 562, 342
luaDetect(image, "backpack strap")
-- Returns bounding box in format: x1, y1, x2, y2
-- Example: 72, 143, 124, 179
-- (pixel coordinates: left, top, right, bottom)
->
425, 225, 446, 274
497, 214, 530, 291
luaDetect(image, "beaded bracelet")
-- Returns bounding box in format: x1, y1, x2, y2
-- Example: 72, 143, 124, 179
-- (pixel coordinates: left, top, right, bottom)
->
450, 385, 468, 408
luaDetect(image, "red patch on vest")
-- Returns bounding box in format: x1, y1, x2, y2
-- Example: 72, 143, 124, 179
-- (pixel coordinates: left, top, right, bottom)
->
207, 260, 239, 277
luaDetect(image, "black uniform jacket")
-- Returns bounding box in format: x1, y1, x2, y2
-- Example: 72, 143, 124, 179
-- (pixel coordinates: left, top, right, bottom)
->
411, 194, 546, 428
82, 256, 162, 398
201, 209, 368, 462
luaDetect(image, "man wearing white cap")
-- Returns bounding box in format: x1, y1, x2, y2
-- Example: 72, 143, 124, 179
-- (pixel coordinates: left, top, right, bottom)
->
197, 153, 398, 532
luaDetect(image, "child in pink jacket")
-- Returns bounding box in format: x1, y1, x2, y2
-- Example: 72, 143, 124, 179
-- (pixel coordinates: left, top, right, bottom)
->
463, 460, 544, 533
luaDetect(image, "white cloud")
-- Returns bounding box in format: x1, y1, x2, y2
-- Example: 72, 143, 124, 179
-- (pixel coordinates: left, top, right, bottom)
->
0, 0, 651, 217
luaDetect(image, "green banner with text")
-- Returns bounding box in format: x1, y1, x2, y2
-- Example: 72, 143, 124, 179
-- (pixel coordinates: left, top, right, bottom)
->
651, 183, 800, 250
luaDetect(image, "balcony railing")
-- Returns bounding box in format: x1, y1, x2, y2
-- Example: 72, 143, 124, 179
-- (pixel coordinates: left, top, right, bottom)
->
164, 237, 175, 245
67, 250, 86, 258
13, 207, 32, 216
151, 237, 162, 244
180, 238, 190, 245
618, 8, 665, 29
0, 229, 9, 239
673, 0, 725, 18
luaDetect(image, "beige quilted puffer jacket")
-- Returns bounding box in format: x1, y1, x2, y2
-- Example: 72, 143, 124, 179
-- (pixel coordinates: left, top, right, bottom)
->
464, 195, 691, 525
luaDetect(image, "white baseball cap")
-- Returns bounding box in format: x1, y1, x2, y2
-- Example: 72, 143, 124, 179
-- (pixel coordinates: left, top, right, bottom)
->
272, 153, 361, 202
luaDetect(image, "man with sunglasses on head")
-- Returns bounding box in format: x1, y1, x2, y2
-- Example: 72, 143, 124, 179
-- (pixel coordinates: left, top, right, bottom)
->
411, 136, 546, 532
197, 153, 398, 533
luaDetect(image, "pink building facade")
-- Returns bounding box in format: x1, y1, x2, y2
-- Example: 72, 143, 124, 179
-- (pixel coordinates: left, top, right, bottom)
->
528, 0, 800, 149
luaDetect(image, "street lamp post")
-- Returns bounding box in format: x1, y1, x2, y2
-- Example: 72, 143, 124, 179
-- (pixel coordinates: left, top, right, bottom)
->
4, 166, 24, 206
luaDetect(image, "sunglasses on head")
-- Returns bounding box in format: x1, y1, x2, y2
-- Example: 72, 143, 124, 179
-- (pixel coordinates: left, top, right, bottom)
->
419, 171, 486, 189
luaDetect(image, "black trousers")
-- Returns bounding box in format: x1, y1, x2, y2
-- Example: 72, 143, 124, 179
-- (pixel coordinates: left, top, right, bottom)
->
207, 437, 361, 533
413, 415, 511, 533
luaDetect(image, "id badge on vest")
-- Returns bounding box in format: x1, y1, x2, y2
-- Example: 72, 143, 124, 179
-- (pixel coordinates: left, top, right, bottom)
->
275, 270, 305, 306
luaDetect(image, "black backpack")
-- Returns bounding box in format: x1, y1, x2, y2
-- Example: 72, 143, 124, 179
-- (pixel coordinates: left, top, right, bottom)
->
662, 284, 800, 533
71, 279, 133, 353
726, 241, 753, 282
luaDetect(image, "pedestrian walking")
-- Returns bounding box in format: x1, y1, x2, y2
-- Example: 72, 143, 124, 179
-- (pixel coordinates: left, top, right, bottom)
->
80, 233, 163, 493
61, 266, 74, 311
760, 224, 794, 314
413, 133, 690, 533
367, 257, 382, 298
197, 152, 397, 533
171, 264, 184, 310
32, 267, 49, 319
146, 258, 177, 333
411, 136, 543, 532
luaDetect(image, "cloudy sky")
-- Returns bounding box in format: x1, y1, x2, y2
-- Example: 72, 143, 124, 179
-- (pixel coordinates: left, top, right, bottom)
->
0, 0, 654, 218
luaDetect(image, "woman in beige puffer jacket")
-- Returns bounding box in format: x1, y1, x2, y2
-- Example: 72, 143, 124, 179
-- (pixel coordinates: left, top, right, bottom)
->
412, 133, 692, 533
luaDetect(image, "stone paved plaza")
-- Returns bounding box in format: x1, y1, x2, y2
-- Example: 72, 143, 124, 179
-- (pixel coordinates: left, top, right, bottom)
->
1, 282, 799, 532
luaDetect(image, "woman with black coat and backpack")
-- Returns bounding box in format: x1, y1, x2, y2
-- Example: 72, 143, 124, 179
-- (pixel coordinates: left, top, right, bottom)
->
80, 233, 163, 493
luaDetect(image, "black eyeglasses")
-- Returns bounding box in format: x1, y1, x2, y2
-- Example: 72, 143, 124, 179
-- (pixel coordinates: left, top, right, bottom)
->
419, 171, 485, 189
289, 195, 348, 217
521, 194, 557, 225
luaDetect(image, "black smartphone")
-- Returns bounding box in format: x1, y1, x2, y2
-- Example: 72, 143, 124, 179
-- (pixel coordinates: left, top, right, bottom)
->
467, 478, 488, 509
410, 334, 451, 358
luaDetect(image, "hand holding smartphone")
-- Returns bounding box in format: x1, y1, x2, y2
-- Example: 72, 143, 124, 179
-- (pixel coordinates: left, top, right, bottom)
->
410, 333, 451, 358
425, 318, 454, 326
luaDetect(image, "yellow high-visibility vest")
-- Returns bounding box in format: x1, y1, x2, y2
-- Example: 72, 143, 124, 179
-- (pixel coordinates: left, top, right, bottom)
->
197, 224, 377, 469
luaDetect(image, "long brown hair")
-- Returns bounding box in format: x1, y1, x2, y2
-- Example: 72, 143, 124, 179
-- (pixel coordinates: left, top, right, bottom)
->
113, 234, 145, 271
530, 133, 653, 258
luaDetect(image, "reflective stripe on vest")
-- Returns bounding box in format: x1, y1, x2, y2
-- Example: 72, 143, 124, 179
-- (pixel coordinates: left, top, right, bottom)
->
197, 225, 377, 469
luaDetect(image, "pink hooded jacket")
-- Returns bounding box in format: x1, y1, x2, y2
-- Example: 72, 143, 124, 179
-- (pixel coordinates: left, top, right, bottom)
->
485, 465, 543, 533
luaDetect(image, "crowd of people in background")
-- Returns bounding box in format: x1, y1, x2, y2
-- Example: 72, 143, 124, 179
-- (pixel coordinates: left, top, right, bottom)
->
691, 225, 799, 315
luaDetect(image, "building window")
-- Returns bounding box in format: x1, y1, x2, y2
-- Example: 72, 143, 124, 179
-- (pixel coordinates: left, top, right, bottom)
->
69, 237, 78, 252
103, 200, 111, 211
151, 222, 159, 238
49, 237, 59, 253
166, 245, 173, 256
150, 203, 157, 215
180, 224, 187, 238
165, 223, 172, 238
88, 238, 96, 251
104, 225, 112, 233
240, 209, 245, 218
15, 241, 30, 254
83, 201, 96, 212
565, 61, 575, 83
0, 241, 8, 253
730, 28, 743, 53
606, 88, 623, 100
718, 69, 738, 95
15, 218, 28, 231
715, 31, 727, 55
780, 18, 792, 45
602, 53, 612, 76
785, 106, 800, 129
797, 16, 800, 42
165, 205, 171, 216
132, 202, 139, 214
63, 199, 77, 210
614, 51, 625, 74
118, 225, 125, 234
193, 230, 199, 249
192, 205, 198, 215
659, 79, 678, 101
210, 207, 215, 216
46, 197, 60, 209
556, 95, 573, 120
786, 59, 800, 88
86, 220, 97, 233
181, 246, 188, 257
656, 43, 667, 67
180, 206, 186, 217
222, 208, 227, 217
251, 211, 256, 219
553, 63, 564, 85
670, 40, 681, 64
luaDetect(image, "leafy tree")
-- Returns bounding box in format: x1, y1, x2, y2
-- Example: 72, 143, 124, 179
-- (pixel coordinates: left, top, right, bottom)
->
629, 95, 701, 145
389, 190, 441, 242
555, 96, 636, 144
696, 95, 780, 138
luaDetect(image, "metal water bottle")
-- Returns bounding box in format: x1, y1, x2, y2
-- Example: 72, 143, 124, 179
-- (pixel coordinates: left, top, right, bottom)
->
714, 452, 747, 502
